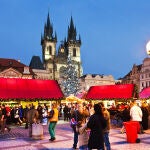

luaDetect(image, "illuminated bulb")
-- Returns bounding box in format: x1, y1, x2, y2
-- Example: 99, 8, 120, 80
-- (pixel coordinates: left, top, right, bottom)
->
146, 41, 150, 55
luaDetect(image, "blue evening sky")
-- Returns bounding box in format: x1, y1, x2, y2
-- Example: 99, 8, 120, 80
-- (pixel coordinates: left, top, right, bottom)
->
0, 0, 150, 79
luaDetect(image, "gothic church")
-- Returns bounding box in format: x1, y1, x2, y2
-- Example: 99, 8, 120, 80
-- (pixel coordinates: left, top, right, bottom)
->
31, 13, 83, 81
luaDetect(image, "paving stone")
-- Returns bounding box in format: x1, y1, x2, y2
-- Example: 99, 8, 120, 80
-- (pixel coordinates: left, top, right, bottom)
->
0, 120, 150, 150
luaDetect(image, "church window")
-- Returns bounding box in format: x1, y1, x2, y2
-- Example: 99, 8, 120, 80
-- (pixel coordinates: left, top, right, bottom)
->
49, 68, 52, 73
73, 48, 76, 57
49, 46, 52, 55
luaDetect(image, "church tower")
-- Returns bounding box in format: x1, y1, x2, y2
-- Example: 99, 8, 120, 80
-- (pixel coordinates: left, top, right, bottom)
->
65, 16, 82, 77
41, 13, 57, 78
41, 13, 83, 80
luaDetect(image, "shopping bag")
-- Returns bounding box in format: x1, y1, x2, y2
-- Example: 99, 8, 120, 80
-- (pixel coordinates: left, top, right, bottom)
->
32, 123, 43, 140
42, 117, 48, 125
70, 118, 77, 128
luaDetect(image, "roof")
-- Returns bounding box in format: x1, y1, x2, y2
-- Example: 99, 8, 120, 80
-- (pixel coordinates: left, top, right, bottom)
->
122, 64, 142, 79
29, 56, 44, 69
139, 87, 150, 99
85, 84, 134, 100
80, 74, 104, 78
0, 78, 64, 100
0, 58, 34, 75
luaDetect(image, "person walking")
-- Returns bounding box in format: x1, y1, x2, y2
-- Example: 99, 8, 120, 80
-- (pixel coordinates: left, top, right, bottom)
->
63, 105, 69, 121
141, 102, 149, 130
27, 105, 39, 137
100, 103, 111, 150
48, 103, 59, 141
71, 103, 90, 149
23, 105, 30, 129
130, 100, 143, 134
0, 104, 11, 133
120, 105, 131, 133
87, 104, 107, 150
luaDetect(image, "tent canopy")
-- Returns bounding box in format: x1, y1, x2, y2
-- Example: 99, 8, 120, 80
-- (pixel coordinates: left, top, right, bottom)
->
0, 78, 64, 100
139, 87, 150, 99
85, 84, 134, 100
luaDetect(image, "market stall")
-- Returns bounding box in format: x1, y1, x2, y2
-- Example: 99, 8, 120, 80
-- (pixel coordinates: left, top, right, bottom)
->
0, 77, 64, 107
139, 87, 150, 104
85, 84, 136, 108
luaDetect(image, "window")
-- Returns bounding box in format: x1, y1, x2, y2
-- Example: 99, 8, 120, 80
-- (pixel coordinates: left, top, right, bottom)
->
49, 46, 52, 55
146, 74, 148, 78
146, 82, 148, 87
73, 48, 76, 57
145, 69, 149, 72
49, 68, 52, 73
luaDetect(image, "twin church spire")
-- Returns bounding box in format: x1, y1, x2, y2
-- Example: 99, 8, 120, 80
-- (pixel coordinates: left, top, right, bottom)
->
40, 12, 83, 79
41, 12, 81, 45
41, 12, 57, 43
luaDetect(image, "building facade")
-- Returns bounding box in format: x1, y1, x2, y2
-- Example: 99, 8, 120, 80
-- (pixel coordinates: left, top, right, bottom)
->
140, 57, 150, 91
39, 13, 83, 81
79, 74, 115, 91
121, 64, 142, 92
0, 58, 34, 79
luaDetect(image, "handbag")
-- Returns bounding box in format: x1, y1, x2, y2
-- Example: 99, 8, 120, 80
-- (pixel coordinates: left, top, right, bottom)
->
14, 114, 19, 118
32, 123, 43, 140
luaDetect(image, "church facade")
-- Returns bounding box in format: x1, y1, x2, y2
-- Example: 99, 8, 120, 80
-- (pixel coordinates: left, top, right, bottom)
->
38, 13, 83, 81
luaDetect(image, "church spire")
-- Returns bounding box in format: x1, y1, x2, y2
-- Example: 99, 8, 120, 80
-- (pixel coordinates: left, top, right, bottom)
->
45, 12, 53, 39
41, 12, 57, 44
67, 16, 77, 42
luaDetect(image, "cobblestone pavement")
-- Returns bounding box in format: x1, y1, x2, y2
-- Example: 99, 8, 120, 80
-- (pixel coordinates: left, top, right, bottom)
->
0, 120, 150, 150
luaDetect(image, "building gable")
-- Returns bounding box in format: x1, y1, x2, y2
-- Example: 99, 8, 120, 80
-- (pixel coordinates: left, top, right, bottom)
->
0, 68, 22, 78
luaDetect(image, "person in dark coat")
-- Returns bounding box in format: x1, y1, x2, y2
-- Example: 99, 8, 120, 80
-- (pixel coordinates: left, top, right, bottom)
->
63, 105, 69, 121
87, 104, 107, 150
141, 103, 149, 130
120, 105, 131, 133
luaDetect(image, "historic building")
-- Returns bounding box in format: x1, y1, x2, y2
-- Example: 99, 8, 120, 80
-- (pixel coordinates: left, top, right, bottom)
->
121, 64, 142, 92
79, 74, 115, 91
29, 56, 50, 80
0, 12, 118, 94
37, 13, 82, 81
140, 57, 150, 91
120, 57, 150, 93
0, 58, 35, 79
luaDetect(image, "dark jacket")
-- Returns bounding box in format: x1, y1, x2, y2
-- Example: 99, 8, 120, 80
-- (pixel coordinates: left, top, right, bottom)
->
122, 108, 131, 122
87, 114, 107, 149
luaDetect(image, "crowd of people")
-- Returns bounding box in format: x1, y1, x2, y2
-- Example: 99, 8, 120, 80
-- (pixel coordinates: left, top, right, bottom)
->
0, 100, 150, 150
67, 100, 150, 150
